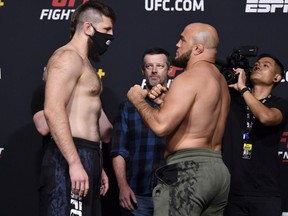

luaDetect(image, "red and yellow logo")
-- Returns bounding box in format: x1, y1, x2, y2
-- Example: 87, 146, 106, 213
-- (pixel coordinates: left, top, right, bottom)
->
51, 0, 88, 7
40, 0, 88, 20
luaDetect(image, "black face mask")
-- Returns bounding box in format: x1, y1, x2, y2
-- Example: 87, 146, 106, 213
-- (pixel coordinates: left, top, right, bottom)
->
90, 25, 114, 56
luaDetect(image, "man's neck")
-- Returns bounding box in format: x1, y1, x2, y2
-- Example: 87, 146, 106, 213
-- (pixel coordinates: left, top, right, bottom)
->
68, 36, 89, 60
251, 85, 273, 100
187, 56, 215, 68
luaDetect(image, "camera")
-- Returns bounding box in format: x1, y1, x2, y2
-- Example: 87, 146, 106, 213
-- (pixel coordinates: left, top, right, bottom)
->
217, 46, 258, 84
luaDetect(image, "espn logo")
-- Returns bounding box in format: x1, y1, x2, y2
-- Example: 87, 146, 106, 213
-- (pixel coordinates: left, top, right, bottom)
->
246, 0, 288, 13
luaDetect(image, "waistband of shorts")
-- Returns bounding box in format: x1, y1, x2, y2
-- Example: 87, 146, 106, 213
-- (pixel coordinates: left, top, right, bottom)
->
49, 137, 101, 150
166, 148, 222, 164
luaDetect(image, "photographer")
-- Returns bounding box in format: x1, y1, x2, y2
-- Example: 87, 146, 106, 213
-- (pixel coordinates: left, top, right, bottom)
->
222, 53, 288, 216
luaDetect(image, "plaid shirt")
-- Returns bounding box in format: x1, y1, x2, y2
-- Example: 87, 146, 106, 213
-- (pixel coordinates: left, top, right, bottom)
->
111, 98, 166, 195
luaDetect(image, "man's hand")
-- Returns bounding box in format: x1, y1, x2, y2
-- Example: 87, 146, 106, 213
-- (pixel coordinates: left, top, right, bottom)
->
228, 68, 247, 91
127, 85, 148, 103
100, 169, 109, 196
69, 162, 89, 197
119, 184, 137, 211
148, 84, 167, 105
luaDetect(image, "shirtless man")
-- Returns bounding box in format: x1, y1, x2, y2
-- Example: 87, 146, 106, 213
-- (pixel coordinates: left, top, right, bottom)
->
42, 2, 116, 215
127, 23, 231, 216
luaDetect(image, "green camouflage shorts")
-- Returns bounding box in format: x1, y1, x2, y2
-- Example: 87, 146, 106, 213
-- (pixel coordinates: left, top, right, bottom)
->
153, 148, 230, 216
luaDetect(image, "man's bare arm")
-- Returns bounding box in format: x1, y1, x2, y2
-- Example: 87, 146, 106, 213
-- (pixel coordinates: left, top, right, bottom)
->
33, 110, 50, 136
127, 73, 197, 136
112, 156, 137, 210
99, 109, 113, 143
44, 50, 89, 197
100, 169, 109, 196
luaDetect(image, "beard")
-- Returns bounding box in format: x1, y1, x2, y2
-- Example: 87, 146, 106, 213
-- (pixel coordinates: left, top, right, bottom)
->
146, 76, 166, 89
87, 38, 101, 62
172, 49, 192, 68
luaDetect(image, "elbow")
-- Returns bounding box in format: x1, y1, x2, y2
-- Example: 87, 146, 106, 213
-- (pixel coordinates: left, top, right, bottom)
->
258, 114, 282, 126
37, 126, 50, 136
151, 124, 171, 137
101, 126, 113, 143
33, 110, 50, 136
259, 119, 271, 126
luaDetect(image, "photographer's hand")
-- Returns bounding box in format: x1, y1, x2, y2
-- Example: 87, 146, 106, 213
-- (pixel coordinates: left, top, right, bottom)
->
228, 68, 247, 91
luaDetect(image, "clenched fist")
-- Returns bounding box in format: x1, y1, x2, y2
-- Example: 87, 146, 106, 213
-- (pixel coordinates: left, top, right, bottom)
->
127, 85, 148, 104
147, 84, 167, 106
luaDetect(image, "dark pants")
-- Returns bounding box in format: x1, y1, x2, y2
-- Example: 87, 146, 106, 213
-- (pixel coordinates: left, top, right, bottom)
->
224, 195, 282, 216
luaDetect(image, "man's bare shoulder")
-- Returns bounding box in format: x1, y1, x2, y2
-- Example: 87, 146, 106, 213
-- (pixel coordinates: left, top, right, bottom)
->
50, 45, 82, 62
46, 45, 85, 76
175, 65, 207, 85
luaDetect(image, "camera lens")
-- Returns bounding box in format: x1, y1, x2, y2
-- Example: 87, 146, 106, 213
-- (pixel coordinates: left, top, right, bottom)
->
222, 69, 238, 85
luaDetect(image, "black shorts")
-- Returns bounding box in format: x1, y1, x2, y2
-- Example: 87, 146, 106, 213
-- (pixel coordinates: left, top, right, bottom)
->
39, 137, 102, 216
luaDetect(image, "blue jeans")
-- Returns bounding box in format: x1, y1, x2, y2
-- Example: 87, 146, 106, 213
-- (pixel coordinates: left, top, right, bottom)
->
121, 195, 153, 216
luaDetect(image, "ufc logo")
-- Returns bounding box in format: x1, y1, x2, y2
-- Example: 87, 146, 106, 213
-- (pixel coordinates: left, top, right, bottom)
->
280, 131, 288, 148
168, 66, 183, 78
52, 0, 88, 7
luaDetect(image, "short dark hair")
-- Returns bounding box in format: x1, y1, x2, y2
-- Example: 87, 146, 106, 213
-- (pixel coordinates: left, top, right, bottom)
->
257, 53, 285, 79
141, 47, 171, 70
70, 1, 116, 37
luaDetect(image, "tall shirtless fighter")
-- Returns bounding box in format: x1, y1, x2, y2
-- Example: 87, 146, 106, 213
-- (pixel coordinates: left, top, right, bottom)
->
127, 23, 231, 216
42, 2, 116, 215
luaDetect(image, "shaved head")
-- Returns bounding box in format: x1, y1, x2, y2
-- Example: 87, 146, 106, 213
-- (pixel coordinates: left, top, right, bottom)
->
172, 22, 219, 68
185, 23, 219, 49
